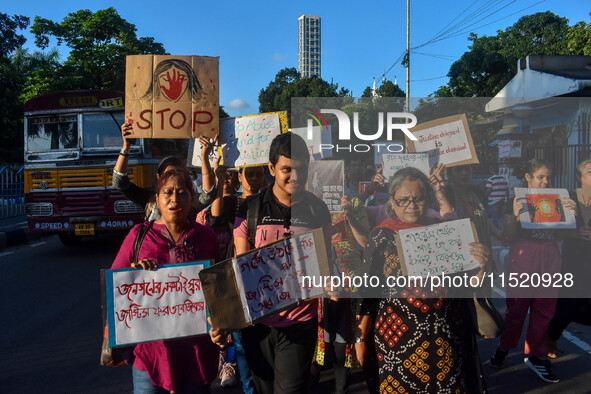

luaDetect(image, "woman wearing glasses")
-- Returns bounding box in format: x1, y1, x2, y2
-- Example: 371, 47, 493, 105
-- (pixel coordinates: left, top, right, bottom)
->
355, 167, 489, 393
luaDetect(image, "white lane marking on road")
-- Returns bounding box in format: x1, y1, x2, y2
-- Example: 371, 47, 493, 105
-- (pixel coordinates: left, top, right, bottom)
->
0, 251, 14, 257
30, 241, 47, 247
563, 331, 591, 354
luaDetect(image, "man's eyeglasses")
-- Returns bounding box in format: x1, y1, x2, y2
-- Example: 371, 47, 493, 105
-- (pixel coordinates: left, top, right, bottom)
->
393, 197, 427, 207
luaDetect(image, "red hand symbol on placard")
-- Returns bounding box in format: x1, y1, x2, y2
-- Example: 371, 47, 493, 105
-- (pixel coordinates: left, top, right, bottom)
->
161, 68, 187, 101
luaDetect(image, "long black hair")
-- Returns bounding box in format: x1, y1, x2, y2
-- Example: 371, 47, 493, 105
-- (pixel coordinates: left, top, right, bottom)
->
144, 59, 203, 101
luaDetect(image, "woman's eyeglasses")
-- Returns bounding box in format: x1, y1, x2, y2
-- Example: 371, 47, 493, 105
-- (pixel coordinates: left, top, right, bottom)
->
393, 197, 427, 207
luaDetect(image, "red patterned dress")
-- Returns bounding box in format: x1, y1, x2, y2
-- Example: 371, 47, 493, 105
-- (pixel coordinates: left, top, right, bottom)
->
359, 218, 485, 393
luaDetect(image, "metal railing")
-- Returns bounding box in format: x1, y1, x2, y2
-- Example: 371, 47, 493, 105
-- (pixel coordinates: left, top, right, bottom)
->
0, 166, 25, 218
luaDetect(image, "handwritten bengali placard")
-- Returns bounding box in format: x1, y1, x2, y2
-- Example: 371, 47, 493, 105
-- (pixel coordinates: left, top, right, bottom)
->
395, 218, 479, 278
514, 188, 576, 229
406, 114, 478, 167
382, 153, 430, 181
105, 261, 211, 347
220, 111, 288, 167
232, 230, 327, 324
307, 160, 344, 212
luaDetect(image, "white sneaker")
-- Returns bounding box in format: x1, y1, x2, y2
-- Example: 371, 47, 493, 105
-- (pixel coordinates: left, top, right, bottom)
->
220, 362, 238, 388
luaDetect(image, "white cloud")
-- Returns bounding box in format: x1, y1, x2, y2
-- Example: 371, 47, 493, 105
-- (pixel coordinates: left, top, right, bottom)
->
228, 99, 250, 110
273, 53, 287, 62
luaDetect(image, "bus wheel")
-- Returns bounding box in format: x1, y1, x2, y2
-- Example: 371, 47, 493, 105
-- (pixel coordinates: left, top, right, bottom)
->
58, 232, 81, 246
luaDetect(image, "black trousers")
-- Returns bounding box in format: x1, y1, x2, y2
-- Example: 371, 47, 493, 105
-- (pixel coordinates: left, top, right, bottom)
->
241, 319, 317, 394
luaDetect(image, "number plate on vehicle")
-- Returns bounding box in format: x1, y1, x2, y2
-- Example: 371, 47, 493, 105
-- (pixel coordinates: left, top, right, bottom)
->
74, 223, 95, 236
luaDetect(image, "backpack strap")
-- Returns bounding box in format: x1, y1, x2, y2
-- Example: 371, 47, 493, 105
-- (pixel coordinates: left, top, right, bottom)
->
246, 193, 262, 248
131, 220, 154, 265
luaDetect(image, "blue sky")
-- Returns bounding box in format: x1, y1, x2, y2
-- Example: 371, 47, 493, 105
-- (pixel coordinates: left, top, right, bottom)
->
4, 0, 589, 117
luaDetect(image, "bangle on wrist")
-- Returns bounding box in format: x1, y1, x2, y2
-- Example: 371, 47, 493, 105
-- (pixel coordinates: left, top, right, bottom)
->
355, 337, 365, 343
119, 148, 129, 157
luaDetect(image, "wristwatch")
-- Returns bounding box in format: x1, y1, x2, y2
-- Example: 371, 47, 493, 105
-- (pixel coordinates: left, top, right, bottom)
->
355, 337, 365, 343
119, 148, 129, 157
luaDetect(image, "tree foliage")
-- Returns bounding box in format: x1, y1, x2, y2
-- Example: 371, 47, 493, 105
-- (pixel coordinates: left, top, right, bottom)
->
0, 13, 30, 163
30, 7, 166, 92
258, 67, 349, 114
361, 79, 405, 98
438, 12, 573, 97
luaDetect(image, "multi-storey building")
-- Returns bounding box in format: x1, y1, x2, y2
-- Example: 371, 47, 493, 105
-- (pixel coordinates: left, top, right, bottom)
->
298, 15, 321, 78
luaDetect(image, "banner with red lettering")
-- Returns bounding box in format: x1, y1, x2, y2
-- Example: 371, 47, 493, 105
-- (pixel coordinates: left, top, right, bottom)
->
125, 55, 219, 138
105, 260, 211, 347
200, 229, 330, 330
406, 114, 478, 167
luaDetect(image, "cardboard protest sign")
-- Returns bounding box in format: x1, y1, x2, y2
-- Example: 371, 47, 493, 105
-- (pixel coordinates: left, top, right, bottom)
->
515, 188, 576, 229
374, 141, 405, 165
188, 137, 220, 168
406, 114, 478, 167
394, 218, 479, 278
104, 261, 211, 347
125, 55, 219, 139
576, 188, 591, 227
382, 153, 430, 182
220, 111, 288, 167
291, 125, 333, 160
200, 229, 329, 330
307, 160, 344, 212
499, 140, 522, 159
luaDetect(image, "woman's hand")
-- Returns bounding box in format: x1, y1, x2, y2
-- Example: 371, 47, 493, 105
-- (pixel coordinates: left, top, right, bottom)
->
561, 197, 577, 216
578, 226, 591, 241
513, 197, 524, 218
131, 258, 158, 271
355, 341, 368, 367
370, 168, 385, 193
121, 123, 133, 150
429, 163, 446, 194
468, 242, 489, 273
199, 135, 217, 159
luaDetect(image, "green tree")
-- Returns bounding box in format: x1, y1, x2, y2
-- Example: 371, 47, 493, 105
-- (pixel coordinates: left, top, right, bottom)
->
566, 21, 591, 55
30, 7, 166, 92
361, 79, 405, 98
439, 11, 572, 97
258, 67, 349, 114
0, 13, 30, 163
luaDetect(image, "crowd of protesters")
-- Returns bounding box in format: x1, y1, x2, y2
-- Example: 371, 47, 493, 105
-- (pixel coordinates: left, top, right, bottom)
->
107, 122, 590, 393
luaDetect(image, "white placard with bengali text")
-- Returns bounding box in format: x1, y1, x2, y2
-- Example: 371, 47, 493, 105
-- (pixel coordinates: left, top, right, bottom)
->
232, 232, 324, 324
106, 261, 210, 347
396, 218, 479, 278
382, 153, 430, 181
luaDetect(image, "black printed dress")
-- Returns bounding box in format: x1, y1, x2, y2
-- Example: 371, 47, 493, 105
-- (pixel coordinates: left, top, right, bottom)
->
359, 219, 486, 394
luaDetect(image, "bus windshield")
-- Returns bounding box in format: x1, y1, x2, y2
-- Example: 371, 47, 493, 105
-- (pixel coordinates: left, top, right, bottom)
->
83, 112, 125, 149
27, 115, 78, 151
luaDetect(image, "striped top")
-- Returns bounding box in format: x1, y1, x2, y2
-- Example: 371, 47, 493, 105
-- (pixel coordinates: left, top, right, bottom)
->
486, 174, 508, 204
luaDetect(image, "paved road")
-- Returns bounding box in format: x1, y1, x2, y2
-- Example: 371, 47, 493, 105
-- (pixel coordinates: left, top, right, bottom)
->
1, 234, 591, 393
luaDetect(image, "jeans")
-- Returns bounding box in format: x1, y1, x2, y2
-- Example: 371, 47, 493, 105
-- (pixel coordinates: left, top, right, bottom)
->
232, 331, 254, 394
132, 367, 210, 394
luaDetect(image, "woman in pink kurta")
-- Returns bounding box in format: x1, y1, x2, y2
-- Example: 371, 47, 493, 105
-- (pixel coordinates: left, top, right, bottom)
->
111, 169, 219, 393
